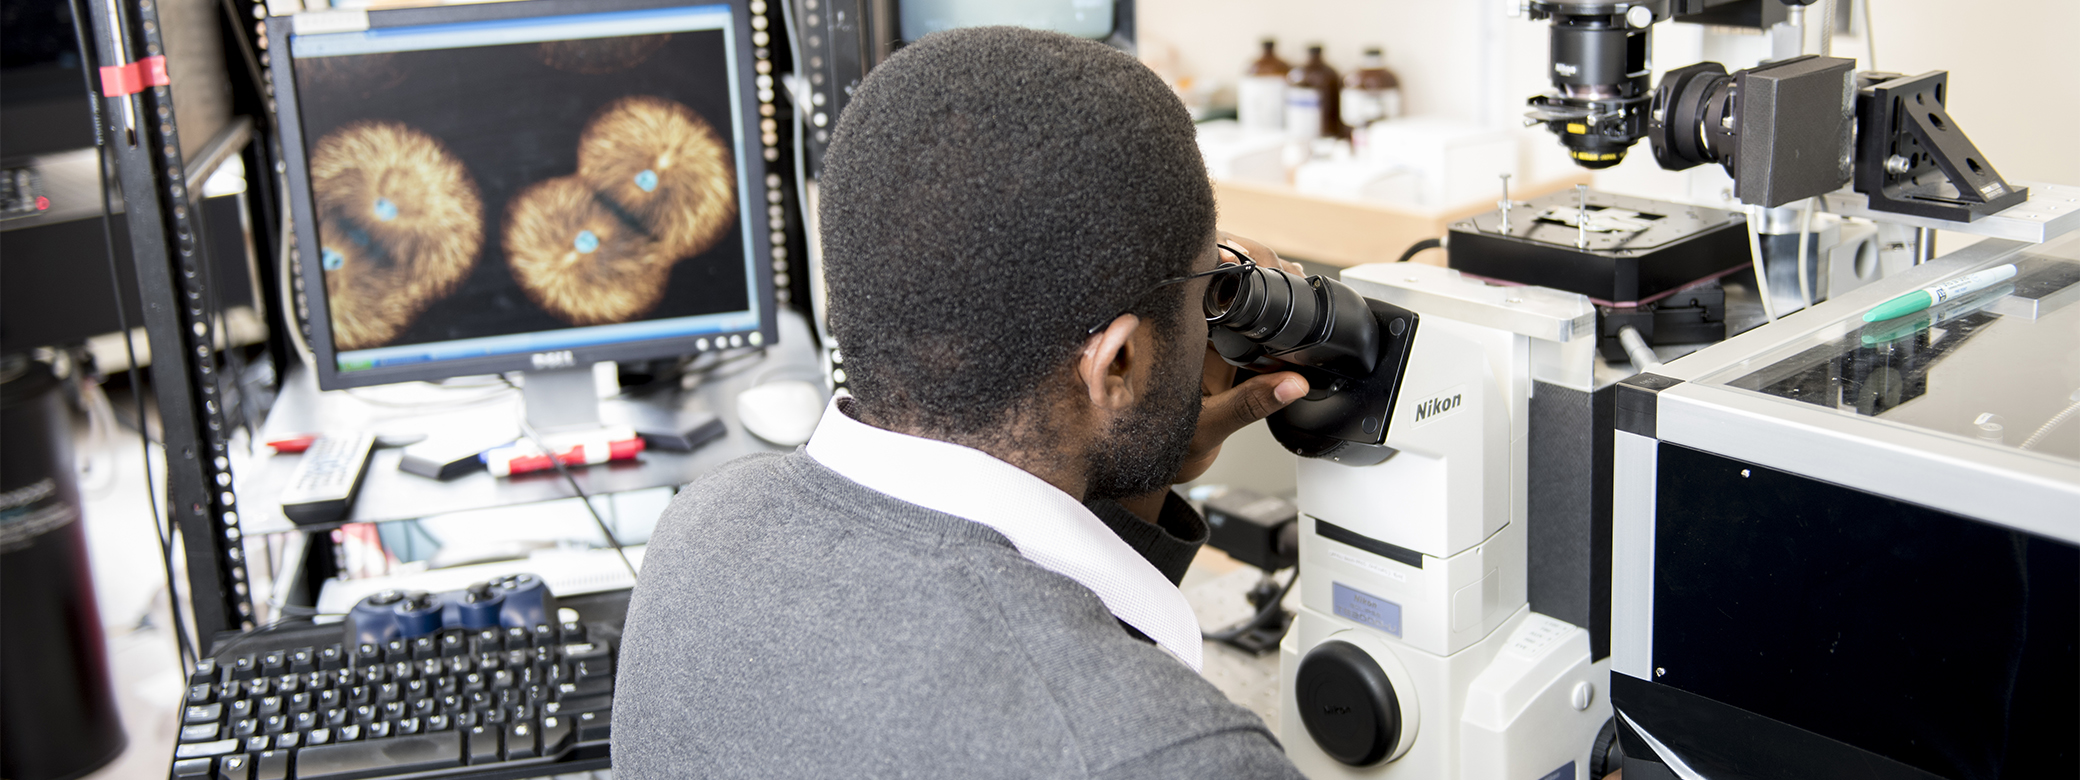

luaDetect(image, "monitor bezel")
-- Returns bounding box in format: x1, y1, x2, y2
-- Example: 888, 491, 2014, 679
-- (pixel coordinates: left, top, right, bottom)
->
269, 0, 778, 391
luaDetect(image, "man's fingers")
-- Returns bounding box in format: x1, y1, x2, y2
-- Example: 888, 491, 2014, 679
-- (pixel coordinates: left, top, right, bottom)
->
1198, 371, 1308, 442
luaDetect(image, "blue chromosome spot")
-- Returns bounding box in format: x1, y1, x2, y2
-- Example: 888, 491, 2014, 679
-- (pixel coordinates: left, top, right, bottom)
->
321, 248, 345, 270
634, 169, 659, 193
373, 197, 399, 222
574, 230, 600, 254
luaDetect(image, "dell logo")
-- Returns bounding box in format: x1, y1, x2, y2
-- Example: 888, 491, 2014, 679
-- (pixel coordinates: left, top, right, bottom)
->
531, 350, 576, 370
1414, 393, 1461, 422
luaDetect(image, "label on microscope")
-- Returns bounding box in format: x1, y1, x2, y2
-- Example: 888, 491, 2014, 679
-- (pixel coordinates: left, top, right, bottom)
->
1332, 582, 1402, 637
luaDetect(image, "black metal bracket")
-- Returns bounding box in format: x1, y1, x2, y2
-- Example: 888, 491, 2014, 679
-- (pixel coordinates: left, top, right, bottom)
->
1855, 71, 2029, 222
83, 0, 256, 649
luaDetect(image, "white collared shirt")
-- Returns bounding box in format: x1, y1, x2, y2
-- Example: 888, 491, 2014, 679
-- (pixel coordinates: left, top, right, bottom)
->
804, 396, 1204, 671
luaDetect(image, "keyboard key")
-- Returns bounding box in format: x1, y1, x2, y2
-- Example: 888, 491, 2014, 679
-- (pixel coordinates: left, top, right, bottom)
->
260, 651, 287, 677
297, 731, 463, 780
244, 735, 270, 753
215, 753, 250, 780
307, 727, 332, 746
253, 749, 288, 780
246, 677, 271, 697
546, 693, 611, 716
576, 709, 612, 744
425, 713, 450, 732
188, 684, 216, 705
185, 703, 222, 724
504, 719, 538, 759
229, 655, 257, 681
289, 692, 313, 713
173, 757, 213, 778
398, 716, 422, 735
174, 738, 240, 759
559, 621, 586, 643
539, 714, 573, 755
275, 675, 300, 695
440, 632, 466, 657
293, 711, 318, 732
258, 696, 282, 717
318, 645, 345, 671
412, 636, 437, 660
383, 639, 410, 662
230, 718, 258, 738
465, 725, 500, 765
180, 723, 221, 742
366, 721, 392, 739
227, 699, 254, 720
337, 724, 361, 742
189, 658, 220, 685
353, 643, 380, 667
290, 647, 316, 673
262, 713, 287, 734
274, 731, 300, 749
325, 707, 348, 728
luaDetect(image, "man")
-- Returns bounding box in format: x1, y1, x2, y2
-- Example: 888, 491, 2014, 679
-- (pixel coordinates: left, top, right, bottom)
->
616, 26, 1312, 777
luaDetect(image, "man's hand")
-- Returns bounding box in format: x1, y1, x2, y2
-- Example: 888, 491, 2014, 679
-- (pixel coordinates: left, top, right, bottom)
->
1118, 234, 1309, 521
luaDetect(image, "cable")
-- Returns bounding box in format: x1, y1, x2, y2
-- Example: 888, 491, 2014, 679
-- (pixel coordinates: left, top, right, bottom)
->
1746, 205, 1780, 323
501, 375, 640, 581
1861, 0, 1878, 71
1203, 563, 1299, 643
276, 181, 319, 371
69, 0, 197, 671
1796, 196, 1817, 312
207, 611, 345, 659
2019, 397, 2080, 451
1396, 237, 1444, 264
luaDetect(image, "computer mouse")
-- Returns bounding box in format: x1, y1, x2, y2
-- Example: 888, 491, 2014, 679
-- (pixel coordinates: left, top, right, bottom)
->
735, 379, 827, 446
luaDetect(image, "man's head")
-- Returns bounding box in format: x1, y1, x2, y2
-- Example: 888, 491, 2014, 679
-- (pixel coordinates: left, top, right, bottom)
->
820, 26, 1217, 490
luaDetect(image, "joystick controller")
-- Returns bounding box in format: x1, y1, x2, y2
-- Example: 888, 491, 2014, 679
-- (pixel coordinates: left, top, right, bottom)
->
344, 573, 560, 646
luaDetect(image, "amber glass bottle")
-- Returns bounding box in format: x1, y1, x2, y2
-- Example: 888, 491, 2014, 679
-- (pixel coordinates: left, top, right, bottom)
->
1239, 39, 1291, 132
1285, 45, 1346, 141
1342, 46, 1403, 129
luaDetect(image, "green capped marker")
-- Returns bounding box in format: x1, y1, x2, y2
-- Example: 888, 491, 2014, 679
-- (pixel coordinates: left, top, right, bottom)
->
1862, 263, 2017, 322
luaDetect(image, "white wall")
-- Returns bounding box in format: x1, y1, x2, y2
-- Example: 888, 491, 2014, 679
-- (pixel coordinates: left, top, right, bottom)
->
1140, 0, 2080, 196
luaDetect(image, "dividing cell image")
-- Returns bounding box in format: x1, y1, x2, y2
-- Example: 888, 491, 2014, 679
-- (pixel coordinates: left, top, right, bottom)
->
503, 176, 675, 326
575, 95, 738, 261
309, 120, 484, 350
538, 35, 672, 75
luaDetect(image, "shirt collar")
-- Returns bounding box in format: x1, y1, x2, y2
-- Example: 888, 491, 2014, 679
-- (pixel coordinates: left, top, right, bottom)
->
804, 396, 1203, 671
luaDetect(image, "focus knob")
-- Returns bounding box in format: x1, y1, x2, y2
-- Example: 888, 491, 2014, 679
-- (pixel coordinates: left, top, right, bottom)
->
1295, 639, 1402, 767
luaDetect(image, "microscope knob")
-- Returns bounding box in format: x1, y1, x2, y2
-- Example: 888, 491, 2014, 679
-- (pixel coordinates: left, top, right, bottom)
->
1590, 716, 1625, 778
1295, 640, 1402, 767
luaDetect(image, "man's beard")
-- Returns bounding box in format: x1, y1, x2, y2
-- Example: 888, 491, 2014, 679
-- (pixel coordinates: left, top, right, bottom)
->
1084, 342, 1202, 502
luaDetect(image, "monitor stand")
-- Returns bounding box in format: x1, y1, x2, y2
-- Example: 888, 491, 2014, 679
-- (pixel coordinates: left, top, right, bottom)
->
517, 366, 606, 434
519, 364, 727, 453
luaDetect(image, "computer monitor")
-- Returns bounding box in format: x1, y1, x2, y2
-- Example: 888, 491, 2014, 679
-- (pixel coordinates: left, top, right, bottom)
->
270, 0, 778, 408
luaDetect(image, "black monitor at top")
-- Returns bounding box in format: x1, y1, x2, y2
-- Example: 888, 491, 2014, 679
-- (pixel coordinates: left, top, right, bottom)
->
791, 0, 1134, 177
270, 0, 777, 391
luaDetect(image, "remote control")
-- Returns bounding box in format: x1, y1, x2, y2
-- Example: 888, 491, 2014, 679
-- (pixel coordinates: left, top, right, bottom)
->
280, 432, 376, 524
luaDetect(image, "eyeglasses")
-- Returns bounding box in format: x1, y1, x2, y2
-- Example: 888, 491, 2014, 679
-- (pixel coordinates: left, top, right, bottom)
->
1086, 243, 1258, 336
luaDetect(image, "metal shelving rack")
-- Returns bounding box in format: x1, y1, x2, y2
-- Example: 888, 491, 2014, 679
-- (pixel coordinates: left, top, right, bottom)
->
89, 0, 810, 654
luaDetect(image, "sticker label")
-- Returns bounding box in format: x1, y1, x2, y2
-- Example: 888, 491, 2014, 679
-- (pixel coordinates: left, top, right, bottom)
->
1332, 582, 1402, 637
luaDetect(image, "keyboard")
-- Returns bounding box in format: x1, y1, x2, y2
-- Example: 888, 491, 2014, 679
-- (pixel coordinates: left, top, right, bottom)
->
168, 622, 615, 780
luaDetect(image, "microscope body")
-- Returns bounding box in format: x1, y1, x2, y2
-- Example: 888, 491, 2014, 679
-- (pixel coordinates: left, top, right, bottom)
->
1277, 265, 1612, 780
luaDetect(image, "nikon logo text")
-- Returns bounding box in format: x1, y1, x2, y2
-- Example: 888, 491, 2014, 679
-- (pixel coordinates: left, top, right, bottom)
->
1415, 394, 1461, 422
531, 350, 576, 370
1408, 385, 1468, 427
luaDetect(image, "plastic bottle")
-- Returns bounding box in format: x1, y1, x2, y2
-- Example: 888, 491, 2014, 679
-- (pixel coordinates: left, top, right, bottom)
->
1238, 39, 1290, 133
1341, 46, 1402, 130
1285, 45, 1346, 143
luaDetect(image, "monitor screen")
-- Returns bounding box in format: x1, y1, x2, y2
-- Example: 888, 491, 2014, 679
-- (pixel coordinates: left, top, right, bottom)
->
897, 0, 1120, 42
273, 0, 774, 389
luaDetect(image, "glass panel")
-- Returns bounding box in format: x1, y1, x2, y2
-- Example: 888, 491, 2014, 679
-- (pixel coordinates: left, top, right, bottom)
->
1705, 233, 2080, 464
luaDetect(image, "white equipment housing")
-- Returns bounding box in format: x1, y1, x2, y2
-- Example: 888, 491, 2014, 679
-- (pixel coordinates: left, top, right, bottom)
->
1279, 263, 1613, 780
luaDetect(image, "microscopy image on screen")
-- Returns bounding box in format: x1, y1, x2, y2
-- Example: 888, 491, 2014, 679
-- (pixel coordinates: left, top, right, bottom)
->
293, 23, 751, 354
309, 120, 485, 350
504, 95, 738, 325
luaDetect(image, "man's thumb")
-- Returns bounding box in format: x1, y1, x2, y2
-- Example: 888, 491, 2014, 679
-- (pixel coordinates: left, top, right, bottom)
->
1202, 372, 1309, 436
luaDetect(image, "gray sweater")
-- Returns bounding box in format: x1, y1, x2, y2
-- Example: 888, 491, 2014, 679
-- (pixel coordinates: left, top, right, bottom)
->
615, 451, 1303, 778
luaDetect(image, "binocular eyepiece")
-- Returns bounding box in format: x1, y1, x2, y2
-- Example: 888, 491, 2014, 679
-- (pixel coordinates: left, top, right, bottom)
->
1204, 260, 1418, 466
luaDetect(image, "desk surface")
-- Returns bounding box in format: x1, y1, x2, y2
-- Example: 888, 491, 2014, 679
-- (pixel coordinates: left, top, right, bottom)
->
239, 312, 826, 536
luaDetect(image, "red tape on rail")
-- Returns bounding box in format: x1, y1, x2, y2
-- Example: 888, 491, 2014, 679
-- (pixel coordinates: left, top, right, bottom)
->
98, 55, 169, 97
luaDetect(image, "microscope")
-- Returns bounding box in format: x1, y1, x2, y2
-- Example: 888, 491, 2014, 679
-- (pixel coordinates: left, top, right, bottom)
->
1210, 253, 1616, 779
1247, 4, 2059, 779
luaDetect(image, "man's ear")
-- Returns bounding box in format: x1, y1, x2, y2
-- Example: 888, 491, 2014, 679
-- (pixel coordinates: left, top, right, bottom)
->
1078, 313, 1143, 411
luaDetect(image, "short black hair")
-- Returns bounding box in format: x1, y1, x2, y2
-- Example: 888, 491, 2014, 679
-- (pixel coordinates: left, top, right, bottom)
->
820, 26, 1215, 438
